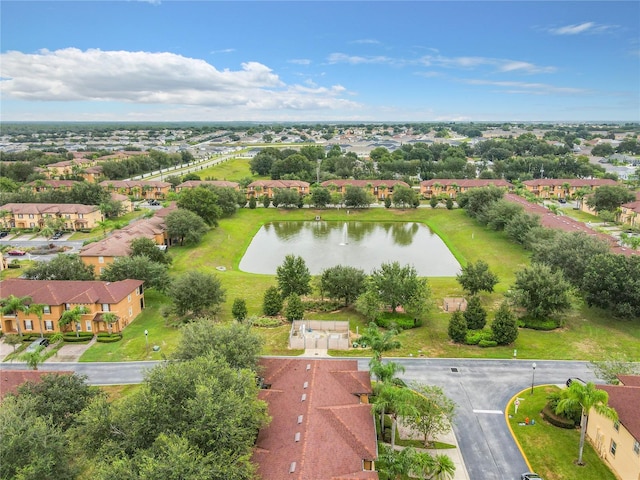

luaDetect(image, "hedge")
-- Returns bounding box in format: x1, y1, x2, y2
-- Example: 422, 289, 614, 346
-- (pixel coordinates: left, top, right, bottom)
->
523, 318, 559, 331
375, 314, 421, 330
465, 330, 494, 345
541, 403, 576, 429
251, 318, 282, 328
478, 339, 498, 348
96, 334, 122, 343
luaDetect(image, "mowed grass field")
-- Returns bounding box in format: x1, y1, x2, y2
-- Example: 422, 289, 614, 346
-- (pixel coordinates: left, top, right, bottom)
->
77, 154, 640, 361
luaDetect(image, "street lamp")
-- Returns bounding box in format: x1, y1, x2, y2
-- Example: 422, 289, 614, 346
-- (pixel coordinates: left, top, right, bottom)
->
144, 329, 149, 356
530, 362, 537, 395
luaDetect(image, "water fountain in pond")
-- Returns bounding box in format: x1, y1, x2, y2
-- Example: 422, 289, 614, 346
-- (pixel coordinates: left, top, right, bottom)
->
339, 223, 348, 246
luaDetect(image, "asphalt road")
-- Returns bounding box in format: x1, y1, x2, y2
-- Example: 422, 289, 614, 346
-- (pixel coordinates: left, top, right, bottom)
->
0, 357, 597, 480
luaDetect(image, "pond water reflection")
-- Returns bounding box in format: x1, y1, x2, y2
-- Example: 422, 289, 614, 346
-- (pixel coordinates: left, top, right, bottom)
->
239, 221, 461, 276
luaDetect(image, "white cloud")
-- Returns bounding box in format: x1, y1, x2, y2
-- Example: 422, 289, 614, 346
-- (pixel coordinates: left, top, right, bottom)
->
350, 39, 381, 45
548, 22, 617, 35
327, 53, 397, 65
211, 48, 235, 54
289, 58, 312, 65
0, 48, 358, 112
464, 79, 589, 95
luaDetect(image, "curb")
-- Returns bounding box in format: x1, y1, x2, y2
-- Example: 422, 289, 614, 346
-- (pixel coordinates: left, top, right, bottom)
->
505, 386, 537, 472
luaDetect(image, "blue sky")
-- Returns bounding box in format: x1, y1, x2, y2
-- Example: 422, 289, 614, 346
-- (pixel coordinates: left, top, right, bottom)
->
1, 1, 639, 122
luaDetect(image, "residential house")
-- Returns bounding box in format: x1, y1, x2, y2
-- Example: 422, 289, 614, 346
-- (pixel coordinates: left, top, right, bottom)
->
99, 180, 171, 200
620, 192, 640, 228
43, 158, 96, 179
174, 180, 240, 193
522, 179, 618, 200
321, 179, 410, 201
110, 192, 134, 214
0, 278, 145, 335
0, 203, 102, 231
246, 180, 310, 199
28, 179, 79, 193
587, 375, 640, 480
253, 358, 378, 479
420, 179, 514, 199
79, 210, 173, 272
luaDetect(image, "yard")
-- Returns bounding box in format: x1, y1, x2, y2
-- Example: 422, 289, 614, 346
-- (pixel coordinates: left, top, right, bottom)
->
80, 206, 640, 361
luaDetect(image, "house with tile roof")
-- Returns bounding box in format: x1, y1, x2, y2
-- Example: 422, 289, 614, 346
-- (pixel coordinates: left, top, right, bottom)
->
28, 179, 80, 193
79, 208, 173, 272
321, 179, 410, 201
253, 358, 378, 480
99, 180, 171, 200
620, 192, 640, 228
0, 278, 144, 335
587, 375, 640, 480
522, 178, 618, 200
246, 180, 310, 199
174, 180, 240, 193
0, 203, 102, 231
420, 179, 514, 199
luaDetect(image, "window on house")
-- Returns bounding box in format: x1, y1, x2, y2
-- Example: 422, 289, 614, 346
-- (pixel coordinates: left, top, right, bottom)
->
43, 305, 50, 314
102, 304, 110, 312
99, 267, 105, 274
18, 214, 23, 219
78, 213, 84, 219
128, 294, 132, 302
128, 307, 133, 316
44, 320, 53, 331
85, 321, 92, 332
29, 214, 34, 219
24, 320, 33, 331
634, 440, 640, 455
65, 303, 71, 310
30, 223, 35, 228
98, 256, 104, 264
610, 440, 617, 457
614, 421, 620, 431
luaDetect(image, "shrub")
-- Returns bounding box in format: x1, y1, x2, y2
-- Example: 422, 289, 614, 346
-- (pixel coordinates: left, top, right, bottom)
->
464, 330, 494, 345
232, 298, 248, 322
96, 334, 123, 343
491, 302, 519, 345
464, 296, 487, 330
263, 286, 282, 316
448, 311, 467, 343
301, 299, 343, 312
63, 335, 92, 343
284, 293, 304, 322
375, 312, 420, 330
478, 339, 498, 348
523, 317, 559, 330
250, 317, 282, 328
542, 403, 576, 429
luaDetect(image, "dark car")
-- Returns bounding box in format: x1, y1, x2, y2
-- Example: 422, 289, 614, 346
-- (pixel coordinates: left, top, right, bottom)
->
149, 200, 161, 206
51, 231, 63, 239
521, 473, 542, 480
566, 377, 586, 387
7, 250, 26, 256
558, 198, 567, 204
0, 231, 9, 238
26, 337, 50, 352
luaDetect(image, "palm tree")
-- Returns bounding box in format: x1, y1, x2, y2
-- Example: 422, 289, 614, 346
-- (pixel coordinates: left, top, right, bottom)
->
557, 381, 618, 465
59, 306, 90, 338
100, 312, 118, 335
374, 384, 417, 448
413, 453, 456, 480
359, 322, 401, 362
370, 358, 406, 385
24, 303, 46, 338
1, 294, 32, 337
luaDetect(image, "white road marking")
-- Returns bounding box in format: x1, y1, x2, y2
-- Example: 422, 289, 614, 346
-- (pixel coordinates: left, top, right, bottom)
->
473, 409, 504, 414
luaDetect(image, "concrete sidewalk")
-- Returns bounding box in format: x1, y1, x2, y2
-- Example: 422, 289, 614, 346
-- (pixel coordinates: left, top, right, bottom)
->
46, 337, 96, 362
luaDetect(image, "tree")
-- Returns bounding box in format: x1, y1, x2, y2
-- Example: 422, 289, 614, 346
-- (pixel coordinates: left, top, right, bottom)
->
20, 349, 45, 370
231, 298, 248, 321
457, 186, 504, 219
405, 383, 456, 448
59, 306, 89, 337
165, 208, 208, 246
1, 294, 32, 337
463, 296, 487, 330
490, 302, 518, 345
172, 320, 263, 370
276, 254, 311, 297
24, 302, 46, 338
359, 322, 401, 361
456, 260, 499, 295
284, 293, 304, 322
319, 265, 367, 306
530, 231, 610, 286
177, 186, 222, 225
130, 237, 171, 265
100, 255, 171, 292
447, 311, 467, 343
355, 289, 383, 323
585, 185, 634, 213
557, 382, 617, 465
369, 358, 406, 386
511, 263, 572, 321
248, 195, 257, 209
100, 312, 119, 335
211, 186, 245, 216
344, 185, 372, 208
591, 143, 614, 157
374, 383, 417, 449
429, 196, 439, 209
262, 286, 283, 316
310, 187, 331, 208
4, 334, 22, 352
24, 254, 95, 280
391, 185, 416, 209
272, 188, 300, 208
369, 261, 428, 313
169, 271, 226, 318
504, 211, 541, 245
582, 253, 640, 318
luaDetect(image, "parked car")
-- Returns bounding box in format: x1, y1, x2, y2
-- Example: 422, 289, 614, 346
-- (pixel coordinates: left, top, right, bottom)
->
51, 231, 64, 239
0, 231, 9, 238
558, 198, 567, 204
521, 473, 542, 480
7, 250, 26, 256
149, 200, 161, 206
566, 377, 586, 387
26, 337, 50, 352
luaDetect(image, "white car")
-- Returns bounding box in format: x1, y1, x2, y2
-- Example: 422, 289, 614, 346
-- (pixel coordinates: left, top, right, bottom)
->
521, 473, 542, 480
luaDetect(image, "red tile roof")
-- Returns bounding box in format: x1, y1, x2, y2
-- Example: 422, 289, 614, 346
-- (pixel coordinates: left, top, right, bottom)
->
253, 359, 378, 480
0, 279, 142, 305
420, 179, 513, 188
618, 375, 640, 387
28, 180, 79, 189
597, 381, 640, 441
522, 178, 618, 188
1, 371, 74, 401
0, 203, 99, 215
322, 179, 410, 188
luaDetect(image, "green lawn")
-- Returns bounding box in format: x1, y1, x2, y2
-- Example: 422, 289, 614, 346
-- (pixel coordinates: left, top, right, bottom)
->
508, 385, 617, 480
82, 207, 640, 361
196, 156, 257, 181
